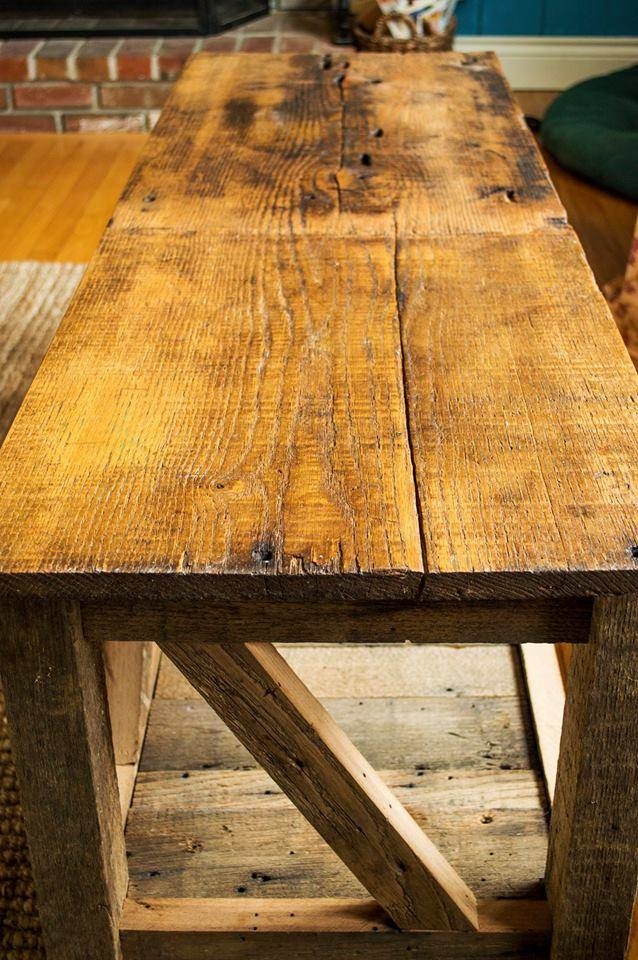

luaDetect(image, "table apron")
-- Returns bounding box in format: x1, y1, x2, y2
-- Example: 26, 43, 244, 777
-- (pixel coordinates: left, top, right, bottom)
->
80, 597, 593, 647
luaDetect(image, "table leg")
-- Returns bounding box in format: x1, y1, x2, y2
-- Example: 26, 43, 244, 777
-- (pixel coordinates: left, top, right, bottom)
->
547, 594, 638, 959
0, 599, 127, 960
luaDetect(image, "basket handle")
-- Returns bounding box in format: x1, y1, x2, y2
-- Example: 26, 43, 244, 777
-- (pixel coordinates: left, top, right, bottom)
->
373, 12, 425, 39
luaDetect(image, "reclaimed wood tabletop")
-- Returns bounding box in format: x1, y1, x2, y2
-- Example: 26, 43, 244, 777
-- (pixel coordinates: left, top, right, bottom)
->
0, 52, 636, 602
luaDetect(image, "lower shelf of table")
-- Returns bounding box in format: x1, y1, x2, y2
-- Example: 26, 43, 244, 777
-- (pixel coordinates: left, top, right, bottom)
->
121, 643, 551, 957
120, 896, 551, 958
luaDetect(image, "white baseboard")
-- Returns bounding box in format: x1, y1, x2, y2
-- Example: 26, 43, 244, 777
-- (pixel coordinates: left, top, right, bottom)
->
455, 36, 638, 90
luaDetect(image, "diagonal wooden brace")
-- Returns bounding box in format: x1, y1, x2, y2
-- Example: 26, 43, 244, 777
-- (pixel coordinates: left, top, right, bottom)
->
159, 639, 478, 932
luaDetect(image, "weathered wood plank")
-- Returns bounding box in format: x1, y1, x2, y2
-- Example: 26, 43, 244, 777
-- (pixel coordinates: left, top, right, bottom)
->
132, 765, 546, 814
105, 640, 161, 823
104, 640, 160, 765
400, 231, 638, 598
125, 767, 547, 901
0, 599, 127, 960
83, 598, 592, 646
129, 641, 547, 905
139, 695, 535, 773
0, 261, 85, 441
120, 897, 550, 960
519, 645, 564, 803
159, 639, 478, 931
111, 52, 564, 239
547, 594, 638, 959
155, 643, 524, 700
0, 233, 422, 601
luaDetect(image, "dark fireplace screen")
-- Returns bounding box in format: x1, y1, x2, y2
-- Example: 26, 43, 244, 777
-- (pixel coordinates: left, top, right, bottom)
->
0, 0, 269, 36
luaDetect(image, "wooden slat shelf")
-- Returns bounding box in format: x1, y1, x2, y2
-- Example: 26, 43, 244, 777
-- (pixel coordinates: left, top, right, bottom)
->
120, 898, 551, 959
121, 643, 550, 954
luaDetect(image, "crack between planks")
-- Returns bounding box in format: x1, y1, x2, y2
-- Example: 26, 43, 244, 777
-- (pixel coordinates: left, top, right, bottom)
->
332, 71, 346, 214
392, 208, 429, 598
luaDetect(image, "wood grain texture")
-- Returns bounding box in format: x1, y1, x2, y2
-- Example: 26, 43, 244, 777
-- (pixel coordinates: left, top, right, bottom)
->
105, 640, 161, 825
0, 232, 421, 601
126, 768, 547, 901
82, 598, 592, 646
139, 695, 536, 773
104, 641, 159, 765
129, 640, 548, 905
0, 261, 85, 441
547, 594, 638, 959
400, 230, 638, 598
158, 639, 478, 931
0, 599, 127, 960
0, 54, 635, 601
111, 53, 564, 240
519, 645, 564, 804
120, 897, 550, 959
154, 642, 526, 700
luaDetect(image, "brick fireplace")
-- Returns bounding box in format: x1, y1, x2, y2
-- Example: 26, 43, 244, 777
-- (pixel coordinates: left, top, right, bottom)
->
0, 11, 341, 133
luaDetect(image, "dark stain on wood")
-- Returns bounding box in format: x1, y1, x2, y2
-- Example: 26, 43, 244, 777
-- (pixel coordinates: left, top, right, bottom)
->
465, 59, 513, 118
223, 96, 258, 136
251, 542, 275, 566
546, 215, 569, 228
515, 146, 555, 201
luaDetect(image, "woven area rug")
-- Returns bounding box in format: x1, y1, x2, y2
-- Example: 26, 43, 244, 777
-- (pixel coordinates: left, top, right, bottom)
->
0, 261, 85, 960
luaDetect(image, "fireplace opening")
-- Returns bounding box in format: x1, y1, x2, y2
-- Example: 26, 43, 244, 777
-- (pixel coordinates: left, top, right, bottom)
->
0, 0, 270, 37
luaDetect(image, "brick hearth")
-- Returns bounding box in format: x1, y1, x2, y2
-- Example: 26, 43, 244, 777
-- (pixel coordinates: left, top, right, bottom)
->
0, 12, 342, 132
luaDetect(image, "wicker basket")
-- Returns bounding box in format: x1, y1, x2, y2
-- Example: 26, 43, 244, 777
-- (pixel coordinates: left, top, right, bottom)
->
354, 12, 456, 52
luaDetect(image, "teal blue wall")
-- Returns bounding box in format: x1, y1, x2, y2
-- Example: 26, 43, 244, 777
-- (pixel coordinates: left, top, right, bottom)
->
456, 0, 638, 35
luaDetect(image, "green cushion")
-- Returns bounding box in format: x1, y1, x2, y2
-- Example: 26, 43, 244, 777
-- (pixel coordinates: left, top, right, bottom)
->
541, 65, 638, 202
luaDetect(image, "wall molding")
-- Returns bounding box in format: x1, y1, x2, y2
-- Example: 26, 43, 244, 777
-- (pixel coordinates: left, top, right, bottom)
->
455, 36, 638, 89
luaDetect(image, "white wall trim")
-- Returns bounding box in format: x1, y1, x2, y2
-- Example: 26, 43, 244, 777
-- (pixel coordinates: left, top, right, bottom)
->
455, 36, 638, 90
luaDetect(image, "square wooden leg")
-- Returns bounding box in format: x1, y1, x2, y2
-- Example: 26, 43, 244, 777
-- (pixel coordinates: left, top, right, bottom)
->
547, 594, 638, 959
0, 599, 127, 960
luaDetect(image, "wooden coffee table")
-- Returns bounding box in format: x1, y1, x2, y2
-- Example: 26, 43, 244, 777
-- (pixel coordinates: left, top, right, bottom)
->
0, 53, 636, 960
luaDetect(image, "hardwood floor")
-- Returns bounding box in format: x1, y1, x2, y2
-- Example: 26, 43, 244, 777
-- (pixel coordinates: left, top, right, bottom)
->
0, 133, 145, 263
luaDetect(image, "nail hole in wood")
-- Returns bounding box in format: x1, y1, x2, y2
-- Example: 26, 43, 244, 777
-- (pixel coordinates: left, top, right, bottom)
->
252, 544, 273, 564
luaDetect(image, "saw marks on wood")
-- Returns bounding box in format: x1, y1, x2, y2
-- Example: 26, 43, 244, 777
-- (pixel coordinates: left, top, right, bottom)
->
111, 53, 564, 240
0, 261, 85, 440
127, 645, 549, 904
0, 233, 422, 596
400, 230, 638, 586
0, 54, 636, 601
